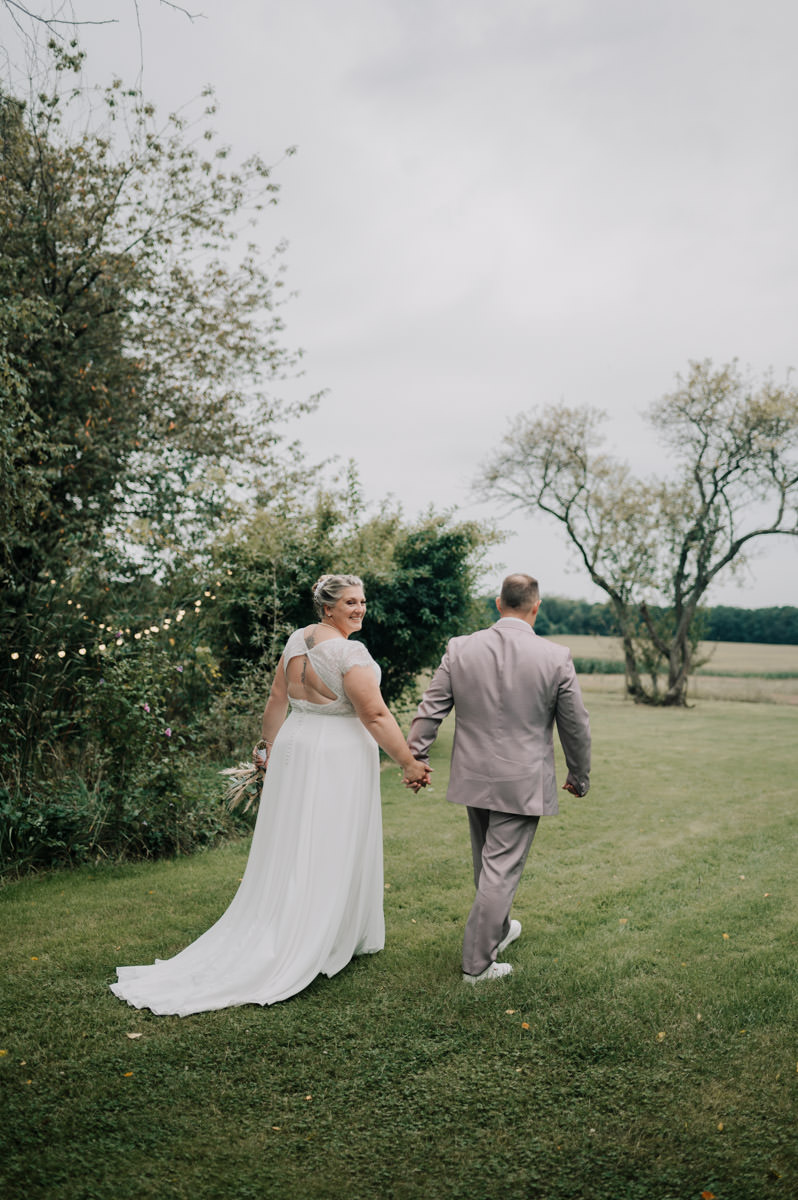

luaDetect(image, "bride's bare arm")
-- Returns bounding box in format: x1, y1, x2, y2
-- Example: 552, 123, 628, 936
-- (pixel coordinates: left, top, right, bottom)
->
344, 665, 431, 788
256, 657, 290, 760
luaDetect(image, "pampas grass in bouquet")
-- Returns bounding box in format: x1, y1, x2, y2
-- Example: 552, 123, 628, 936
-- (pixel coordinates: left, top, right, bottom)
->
220, 740, 268, 812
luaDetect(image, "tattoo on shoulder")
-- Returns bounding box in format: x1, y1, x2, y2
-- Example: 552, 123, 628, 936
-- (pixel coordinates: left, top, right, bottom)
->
305, 631, 317, 648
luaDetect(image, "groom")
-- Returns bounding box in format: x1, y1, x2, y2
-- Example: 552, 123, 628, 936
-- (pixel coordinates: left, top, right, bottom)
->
407, 573, 592, 983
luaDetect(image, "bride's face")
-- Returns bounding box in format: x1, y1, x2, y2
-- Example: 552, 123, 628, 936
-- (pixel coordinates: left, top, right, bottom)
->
325, 586, 367, 637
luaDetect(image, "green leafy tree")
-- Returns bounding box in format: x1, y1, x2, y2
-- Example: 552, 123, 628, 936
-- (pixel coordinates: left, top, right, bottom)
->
205, 474, 495, 709
478, 360, 798, 705
1, 48, 306, 581
0, 43, 311, 743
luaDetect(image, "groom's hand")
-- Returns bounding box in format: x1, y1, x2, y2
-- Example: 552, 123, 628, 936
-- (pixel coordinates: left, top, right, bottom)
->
403, 762, 432, 792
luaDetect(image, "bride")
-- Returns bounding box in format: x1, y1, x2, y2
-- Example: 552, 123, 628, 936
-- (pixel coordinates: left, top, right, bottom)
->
110, 574, 430, 1016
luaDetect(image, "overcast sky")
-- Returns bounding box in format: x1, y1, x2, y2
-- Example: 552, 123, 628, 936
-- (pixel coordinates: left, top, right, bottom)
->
5, 0, 798, 605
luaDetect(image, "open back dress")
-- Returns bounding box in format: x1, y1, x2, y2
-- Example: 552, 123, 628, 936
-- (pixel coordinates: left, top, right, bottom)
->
110, 630, 385, 1015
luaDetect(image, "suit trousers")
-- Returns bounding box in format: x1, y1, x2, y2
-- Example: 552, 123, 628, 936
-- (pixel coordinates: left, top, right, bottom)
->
462, 807, 540, 976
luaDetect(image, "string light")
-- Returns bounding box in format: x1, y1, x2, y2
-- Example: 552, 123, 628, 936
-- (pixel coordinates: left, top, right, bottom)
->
5, 581, 227, 667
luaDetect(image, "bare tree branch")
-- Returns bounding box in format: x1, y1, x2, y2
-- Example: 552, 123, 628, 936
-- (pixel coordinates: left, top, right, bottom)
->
2, 1, 116, 27
158, 1, 203, 19
0, 1, 204, 39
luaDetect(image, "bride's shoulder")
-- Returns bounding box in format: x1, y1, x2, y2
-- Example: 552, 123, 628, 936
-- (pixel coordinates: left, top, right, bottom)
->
283, 628, 306, 655
341, 639, 374, 668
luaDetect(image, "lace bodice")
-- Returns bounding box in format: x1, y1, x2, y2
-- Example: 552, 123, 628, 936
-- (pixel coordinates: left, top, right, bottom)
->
283, 628, 380, 716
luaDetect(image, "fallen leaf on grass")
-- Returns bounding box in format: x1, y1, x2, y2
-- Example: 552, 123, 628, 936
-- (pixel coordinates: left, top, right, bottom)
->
701, 1191, 716, 1199
722, 933, 730, 940
656, 1031, 666, 1042
126, 1033, 143, 1040
717, 1122, 724, 1131
618, 918, 628, 925
505, 1009, 516, 1015
123, 1072, 134, 1077
521, 1022, 530, 1030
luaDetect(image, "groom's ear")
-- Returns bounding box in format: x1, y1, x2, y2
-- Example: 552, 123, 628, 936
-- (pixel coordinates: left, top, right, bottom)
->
495, 596, 502, 616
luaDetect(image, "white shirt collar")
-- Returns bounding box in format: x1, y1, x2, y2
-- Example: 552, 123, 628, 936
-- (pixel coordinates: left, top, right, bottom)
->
495, 617, 534, 632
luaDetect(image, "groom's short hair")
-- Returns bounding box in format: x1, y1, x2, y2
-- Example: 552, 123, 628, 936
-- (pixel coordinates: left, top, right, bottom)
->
500, 573, 540, 613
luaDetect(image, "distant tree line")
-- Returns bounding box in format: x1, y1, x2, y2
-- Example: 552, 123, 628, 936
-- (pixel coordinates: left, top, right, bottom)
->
698, 605, 798, 645
479, 596, 798, 645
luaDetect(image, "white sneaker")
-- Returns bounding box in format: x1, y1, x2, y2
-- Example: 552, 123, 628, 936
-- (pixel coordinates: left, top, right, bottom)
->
497, 919, 522, 954
463, 962, 513, 984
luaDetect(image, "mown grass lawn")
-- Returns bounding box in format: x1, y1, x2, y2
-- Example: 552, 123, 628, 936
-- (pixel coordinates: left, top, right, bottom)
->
1, 693, 796, 1200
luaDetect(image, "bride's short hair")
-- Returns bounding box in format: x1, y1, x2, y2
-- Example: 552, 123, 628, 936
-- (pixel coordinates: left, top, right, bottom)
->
311, 574, 364, 617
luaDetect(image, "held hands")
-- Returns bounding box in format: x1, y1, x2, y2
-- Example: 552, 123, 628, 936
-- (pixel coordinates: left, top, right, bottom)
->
402, 758, 432, 793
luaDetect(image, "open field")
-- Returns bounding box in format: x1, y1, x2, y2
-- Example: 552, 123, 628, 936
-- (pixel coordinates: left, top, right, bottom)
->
2, 694, 796, 1200
550, 636, 798, 705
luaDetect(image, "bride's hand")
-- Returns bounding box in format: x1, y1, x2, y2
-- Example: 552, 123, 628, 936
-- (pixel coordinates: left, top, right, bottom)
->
402, 759, 431, 792
252, 743, 269, 771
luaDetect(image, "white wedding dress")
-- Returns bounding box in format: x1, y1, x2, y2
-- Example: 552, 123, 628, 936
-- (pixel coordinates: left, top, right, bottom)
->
110, 630, 385, 1015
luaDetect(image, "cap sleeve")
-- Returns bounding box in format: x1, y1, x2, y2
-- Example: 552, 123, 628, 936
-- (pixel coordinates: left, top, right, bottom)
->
341, 640, 375, 674
282, 628, 307, 668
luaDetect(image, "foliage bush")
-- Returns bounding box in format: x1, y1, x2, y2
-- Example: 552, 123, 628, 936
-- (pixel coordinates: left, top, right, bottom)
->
0, 635, 256, 877
0, 770, 254, 878
572, 657, 626, 675
197, 662, 275, 761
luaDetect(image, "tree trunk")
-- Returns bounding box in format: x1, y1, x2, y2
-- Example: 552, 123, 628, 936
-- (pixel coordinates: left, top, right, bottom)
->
618, 612, 692, 705
619, 627, 651, 703
662, 611, 695, 706
662, 667, 690, 706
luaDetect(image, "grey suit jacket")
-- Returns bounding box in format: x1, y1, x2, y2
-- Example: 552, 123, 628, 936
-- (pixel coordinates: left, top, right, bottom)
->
408, 617, 591, 817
